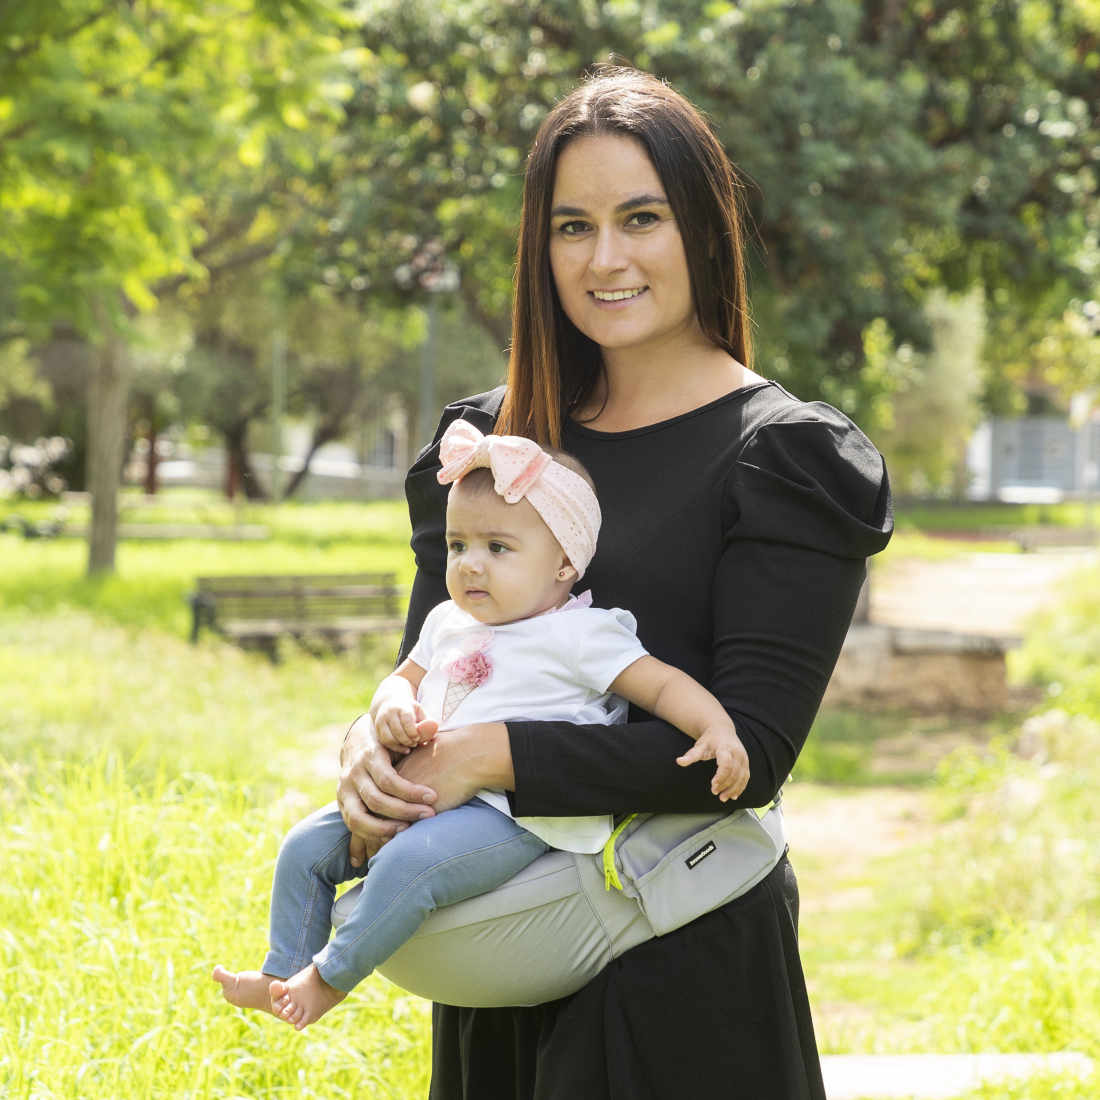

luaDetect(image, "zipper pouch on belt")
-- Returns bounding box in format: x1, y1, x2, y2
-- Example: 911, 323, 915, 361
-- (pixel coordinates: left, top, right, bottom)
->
598, 792, 787, 937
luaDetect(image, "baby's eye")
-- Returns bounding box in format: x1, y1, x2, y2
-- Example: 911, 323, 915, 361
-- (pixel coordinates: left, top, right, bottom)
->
449, 540, 466, 553
488, 542, 508, 554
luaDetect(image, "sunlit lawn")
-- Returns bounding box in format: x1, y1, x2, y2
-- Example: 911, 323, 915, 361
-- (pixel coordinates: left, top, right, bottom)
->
1, 501, 431, 1098
2, 498, 1099, 1097
0, 498, 414, 635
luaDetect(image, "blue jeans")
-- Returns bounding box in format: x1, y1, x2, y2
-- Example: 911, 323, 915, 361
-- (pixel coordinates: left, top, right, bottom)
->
261, 797, 549, 993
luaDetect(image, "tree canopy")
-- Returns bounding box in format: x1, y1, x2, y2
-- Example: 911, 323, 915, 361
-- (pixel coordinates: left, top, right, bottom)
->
2, 0, 1099, 524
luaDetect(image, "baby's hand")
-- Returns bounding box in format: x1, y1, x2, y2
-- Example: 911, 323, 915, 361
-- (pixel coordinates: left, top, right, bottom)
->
375, 698, 439, 753
676, 725, 750, 802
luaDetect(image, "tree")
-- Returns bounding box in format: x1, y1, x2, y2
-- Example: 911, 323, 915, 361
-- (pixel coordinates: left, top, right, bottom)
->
324, 0, 1100, 431
0, 0, 346, 569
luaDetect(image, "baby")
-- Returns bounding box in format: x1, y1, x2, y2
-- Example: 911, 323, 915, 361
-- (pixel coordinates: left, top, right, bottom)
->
214, 420, 749, 1029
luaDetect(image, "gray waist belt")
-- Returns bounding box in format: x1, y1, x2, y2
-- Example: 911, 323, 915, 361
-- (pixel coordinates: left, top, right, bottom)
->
332, 799, 786, 1008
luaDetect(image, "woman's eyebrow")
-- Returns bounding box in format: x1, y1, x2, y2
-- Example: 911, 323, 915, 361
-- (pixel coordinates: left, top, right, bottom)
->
615, 193, 670, 213
549, 194, 670, 219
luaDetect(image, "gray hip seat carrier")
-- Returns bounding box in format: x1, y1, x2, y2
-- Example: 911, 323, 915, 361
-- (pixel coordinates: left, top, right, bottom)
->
332, 794, 786, 1008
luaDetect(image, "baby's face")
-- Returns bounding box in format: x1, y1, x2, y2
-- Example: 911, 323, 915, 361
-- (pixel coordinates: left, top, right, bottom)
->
444, 480, 575, 624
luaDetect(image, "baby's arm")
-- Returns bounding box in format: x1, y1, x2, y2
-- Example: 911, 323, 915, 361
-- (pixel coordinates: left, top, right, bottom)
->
369, 659, 437, 752
609, 657, 750, 801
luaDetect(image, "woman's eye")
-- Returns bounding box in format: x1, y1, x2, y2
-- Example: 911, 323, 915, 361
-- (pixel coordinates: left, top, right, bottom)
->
627, 211, 660, 227
558, 220, 589, 236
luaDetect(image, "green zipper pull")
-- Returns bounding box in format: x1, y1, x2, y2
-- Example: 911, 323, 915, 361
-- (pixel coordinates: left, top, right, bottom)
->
602, 814, 637, 891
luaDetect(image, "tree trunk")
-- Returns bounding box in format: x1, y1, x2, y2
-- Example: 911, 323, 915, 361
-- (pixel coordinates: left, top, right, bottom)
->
461, 283, 512, 352
283, 421, 340, 499
223, 419, 267, 501
86, 326, 131, 574
144, 422, 159, 495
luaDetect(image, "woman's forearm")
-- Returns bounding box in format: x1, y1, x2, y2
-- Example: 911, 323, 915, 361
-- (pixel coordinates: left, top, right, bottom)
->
506, 716, 778, 816
509, 542, 866, 818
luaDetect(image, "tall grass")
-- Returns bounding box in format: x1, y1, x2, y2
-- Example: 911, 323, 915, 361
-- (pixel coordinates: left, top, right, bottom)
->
0, 505, 431, 1097
0, 759, 431, 1099
0, 608, 395, 780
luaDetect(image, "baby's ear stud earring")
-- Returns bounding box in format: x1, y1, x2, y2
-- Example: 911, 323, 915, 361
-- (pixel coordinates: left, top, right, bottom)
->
558, 570, 567, 578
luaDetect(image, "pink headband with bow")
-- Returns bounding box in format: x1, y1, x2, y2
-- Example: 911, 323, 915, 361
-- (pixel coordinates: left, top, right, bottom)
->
437, 420, 601, 579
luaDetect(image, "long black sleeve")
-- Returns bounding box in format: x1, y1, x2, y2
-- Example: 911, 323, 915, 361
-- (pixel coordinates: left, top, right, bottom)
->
507, 540, 865, 814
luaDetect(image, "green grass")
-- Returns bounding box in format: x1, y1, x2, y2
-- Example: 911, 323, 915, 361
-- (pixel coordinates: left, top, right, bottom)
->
0, 499, 414, 636
0, 500, 429, 1096
800, 737, 1100, 1066
0, 607, 397, 781
0, 760, 432, 1099
894, 500, 1100, 531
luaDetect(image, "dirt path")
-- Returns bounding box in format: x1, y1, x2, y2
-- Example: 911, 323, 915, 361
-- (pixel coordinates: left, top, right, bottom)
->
782, 784, 930, 908
871, 550, 1093, 637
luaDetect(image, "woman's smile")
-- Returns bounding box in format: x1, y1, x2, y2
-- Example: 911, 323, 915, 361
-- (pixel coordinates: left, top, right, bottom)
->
590, 286, 649, 308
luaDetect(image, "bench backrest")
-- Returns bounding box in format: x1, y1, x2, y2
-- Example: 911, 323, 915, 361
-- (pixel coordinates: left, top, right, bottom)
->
195, 574, 400, 623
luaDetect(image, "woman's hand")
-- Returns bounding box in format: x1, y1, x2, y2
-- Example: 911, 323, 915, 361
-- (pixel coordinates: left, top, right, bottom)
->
396, 723, 513, 813
338, 714, 439, 867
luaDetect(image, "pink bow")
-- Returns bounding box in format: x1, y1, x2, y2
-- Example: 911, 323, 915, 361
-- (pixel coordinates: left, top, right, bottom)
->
438, 419, 553, 503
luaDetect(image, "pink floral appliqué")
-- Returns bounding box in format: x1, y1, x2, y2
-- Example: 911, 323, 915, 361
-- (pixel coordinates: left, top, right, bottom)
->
440, 630, 494, 687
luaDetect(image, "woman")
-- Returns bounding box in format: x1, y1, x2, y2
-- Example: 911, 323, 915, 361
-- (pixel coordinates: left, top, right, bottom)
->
339, 68, 892, 1098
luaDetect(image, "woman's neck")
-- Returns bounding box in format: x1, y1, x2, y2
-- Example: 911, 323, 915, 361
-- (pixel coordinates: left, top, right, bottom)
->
575, 322, 763, 434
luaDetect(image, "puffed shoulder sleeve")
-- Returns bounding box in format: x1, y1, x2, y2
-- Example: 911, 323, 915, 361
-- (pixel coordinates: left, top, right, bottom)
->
725, 401, 892, 556
399, 387, 506, 662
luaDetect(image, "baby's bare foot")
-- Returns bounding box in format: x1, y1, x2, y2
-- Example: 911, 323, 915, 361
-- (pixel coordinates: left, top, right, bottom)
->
212, 965, 280, 1014
269, 964, 347, 1030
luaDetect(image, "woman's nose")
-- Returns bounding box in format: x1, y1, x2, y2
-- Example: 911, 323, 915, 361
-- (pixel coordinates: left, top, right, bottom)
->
590, 226, 629, 279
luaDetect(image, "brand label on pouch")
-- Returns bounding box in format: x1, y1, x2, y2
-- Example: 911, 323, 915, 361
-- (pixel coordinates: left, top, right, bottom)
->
685, 840, 717, 870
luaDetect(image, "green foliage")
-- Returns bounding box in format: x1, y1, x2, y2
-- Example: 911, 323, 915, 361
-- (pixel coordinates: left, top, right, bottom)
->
1009, 565, 1100, 712
0, 0, 347, 333
869, 290, 986, 498
325, 0, 1100, 423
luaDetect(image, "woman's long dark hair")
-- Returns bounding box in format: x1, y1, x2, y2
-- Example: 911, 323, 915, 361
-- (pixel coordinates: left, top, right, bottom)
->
496, 68, 753, 446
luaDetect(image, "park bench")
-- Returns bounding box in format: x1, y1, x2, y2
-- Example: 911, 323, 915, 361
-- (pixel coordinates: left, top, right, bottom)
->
1012, 527, 1098, 552
188, 573, 404, 653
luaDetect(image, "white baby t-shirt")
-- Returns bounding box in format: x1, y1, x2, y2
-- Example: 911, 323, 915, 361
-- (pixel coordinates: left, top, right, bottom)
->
407, 597, 649, 853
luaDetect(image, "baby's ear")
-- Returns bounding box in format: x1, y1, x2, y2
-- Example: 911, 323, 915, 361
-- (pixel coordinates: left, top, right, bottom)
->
557, 560, 579, 584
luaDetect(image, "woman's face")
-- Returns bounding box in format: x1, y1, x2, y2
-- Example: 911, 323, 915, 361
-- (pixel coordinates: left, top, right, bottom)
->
548, 134, 696, 355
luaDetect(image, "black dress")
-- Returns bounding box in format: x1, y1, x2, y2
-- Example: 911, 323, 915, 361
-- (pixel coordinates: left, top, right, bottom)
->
399, 380, 893, 1100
